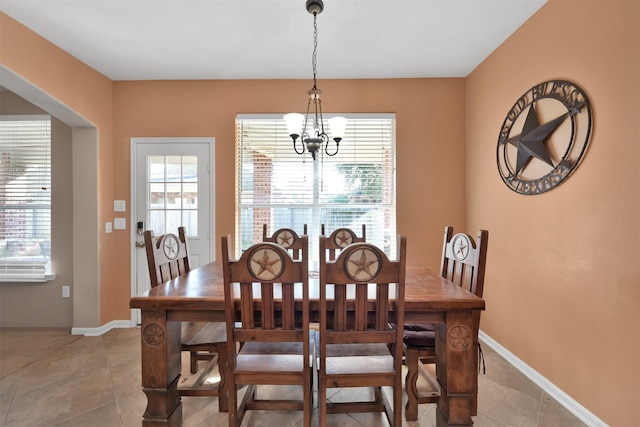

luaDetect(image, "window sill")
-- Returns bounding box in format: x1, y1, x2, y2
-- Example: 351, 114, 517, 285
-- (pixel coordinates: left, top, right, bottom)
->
0, 259, 56, 283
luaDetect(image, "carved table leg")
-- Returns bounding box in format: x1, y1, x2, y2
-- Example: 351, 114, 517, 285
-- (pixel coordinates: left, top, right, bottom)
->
435, 311, 476, 427
141, 310, 183, 426
217, 342, 228, 413
404, 346, 420, 421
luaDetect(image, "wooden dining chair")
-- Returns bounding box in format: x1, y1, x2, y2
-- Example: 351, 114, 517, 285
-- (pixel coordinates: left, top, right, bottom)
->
262, 224, 307, 260
144, 227, 228, 409
221, 234, 312, 427
403, 226, 489, 420
320, 224, 367, 260
317, 235, 407, 427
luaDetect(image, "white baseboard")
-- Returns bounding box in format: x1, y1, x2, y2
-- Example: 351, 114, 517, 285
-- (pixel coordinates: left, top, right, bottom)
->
479, 330, 607, 427
71, 319, 136, 336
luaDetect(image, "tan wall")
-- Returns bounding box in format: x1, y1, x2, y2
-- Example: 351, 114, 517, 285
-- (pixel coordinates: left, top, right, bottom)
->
0, 12, 113, 327
0, 91, 74, 327
466, 1, 640, 425
111, 78, 467, 320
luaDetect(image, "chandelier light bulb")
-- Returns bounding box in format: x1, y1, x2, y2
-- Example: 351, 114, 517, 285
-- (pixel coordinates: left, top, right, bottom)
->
284, 113, 304, 140
328, 117, 347, 142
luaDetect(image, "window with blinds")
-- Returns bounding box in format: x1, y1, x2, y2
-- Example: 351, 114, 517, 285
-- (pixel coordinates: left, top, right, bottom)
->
235, 113, 396, 267
0, 115, 54, 282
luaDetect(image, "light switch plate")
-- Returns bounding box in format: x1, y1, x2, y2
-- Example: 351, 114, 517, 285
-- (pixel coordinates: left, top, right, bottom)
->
114, 200, 126, 212
114, 218, 126, 230
105, 222, 113, 233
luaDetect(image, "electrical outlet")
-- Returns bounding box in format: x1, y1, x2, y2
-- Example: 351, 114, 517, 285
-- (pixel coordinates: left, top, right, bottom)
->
62, 286, 70, 298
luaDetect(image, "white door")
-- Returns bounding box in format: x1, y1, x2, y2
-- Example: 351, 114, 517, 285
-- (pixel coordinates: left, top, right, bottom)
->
130, 138, 214, 324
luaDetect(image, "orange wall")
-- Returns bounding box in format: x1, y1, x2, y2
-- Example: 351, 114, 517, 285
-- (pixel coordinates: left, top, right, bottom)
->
0, 13, 115, 325
112, 78, 467, 319
466, 1, 639, 425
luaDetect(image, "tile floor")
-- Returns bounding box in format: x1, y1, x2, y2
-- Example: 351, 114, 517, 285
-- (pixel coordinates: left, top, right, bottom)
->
0, 327, 586, 427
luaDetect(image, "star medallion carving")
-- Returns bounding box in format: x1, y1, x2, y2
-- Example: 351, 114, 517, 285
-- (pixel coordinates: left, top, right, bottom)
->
162, 234, 180, 260
345, 246, 381, 282
497, 80, 592, 195
452, 235, 470, 261
143, 323, 165, 346
249, 246, 284, 281
448, 325, 471, 350
275, 230, 294, 248
335, 229, 354, 248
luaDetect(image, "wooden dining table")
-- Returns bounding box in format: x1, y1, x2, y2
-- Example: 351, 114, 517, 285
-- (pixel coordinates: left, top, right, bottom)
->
130, 262, 485, 427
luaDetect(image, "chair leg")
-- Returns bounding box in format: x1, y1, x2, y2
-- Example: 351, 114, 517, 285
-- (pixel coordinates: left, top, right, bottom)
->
318, 374, 327, 427
227, 383, 236, 427
404, 348, 420, 421
303, 367, 312, 427
235, 384, 254, 427
394, 381, 402, 427
228, 381, 250, 427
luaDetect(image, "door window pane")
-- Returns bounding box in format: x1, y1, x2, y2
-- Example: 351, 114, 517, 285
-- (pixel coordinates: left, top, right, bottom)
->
147, 155, 199, 236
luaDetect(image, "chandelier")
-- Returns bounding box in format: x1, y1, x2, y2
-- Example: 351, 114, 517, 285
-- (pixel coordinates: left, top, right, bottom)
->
284, 0, 347, 161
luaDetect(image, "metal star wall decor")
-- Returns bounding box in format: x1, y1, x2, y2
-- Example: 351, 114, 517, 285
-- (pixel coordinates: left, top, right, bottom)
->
496, 80, 593, 195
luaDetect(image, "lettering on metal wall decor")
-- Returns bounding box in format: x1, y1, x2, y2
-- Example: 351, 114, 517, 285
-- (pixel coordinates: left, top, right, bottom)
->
496, 80, 592, 195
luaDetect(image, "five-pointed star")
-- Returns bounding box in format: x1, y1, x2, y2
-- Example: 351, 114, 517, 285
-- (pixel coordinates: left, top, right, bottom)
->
455, 240, 468, 259
277, 232, 293, 248
349, 249, 376, 277
253, 250, 280, 276
336, 231, 352, 247
507, 104, 569, 175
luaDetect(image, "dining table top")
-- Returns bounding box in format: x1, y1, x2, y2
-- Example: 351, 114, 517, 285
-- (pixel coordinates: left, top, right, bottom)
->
130, 262, 485, 314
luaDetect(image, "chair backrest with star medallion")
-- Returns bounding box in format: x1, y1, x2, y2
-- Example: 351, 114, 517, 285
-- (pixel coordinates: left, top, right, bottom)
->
222, 233, 310, 349
221, 234, 312, 425
440, 226, 489, 298
316, 235, 407, 426
144, 226, 191, 288
320, 224, 367, 261
262, 224, 308, 260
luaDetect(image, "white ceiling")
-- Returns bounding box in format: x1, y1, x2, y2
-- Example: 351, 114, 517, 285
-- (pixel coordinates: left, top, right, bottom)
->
0, 0, 546, 81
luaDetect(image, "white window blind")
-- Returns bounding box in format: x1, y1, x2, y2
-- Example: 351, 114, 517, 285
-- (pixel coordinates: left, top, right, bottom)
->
235, 113, 396, 267
0, 115, 54, 282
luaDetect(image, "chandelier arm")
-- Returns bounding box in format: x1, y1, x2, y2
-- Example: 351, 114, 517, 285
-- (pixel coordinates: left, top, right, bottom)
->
293, 138, 306, 155
317, 96, 326, 135
325, 138, 340, 156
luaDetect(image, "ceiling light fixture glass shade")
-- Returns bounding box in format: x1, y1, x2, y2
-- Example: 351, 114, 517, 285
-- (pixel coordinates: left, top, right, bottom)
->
284, 0, 346, 161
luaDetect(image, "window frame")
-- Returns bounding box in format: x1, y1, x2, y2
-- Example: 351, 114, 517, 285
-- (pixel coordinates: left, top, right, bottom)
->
0, 114, 55, 282
235, 113, 397, 267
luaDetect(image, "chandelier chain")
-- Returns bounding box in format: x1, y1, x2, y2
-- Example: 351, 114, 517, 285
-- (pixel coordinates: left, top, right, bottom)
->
312, 13, 318, 87
283, 0, 345, 161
